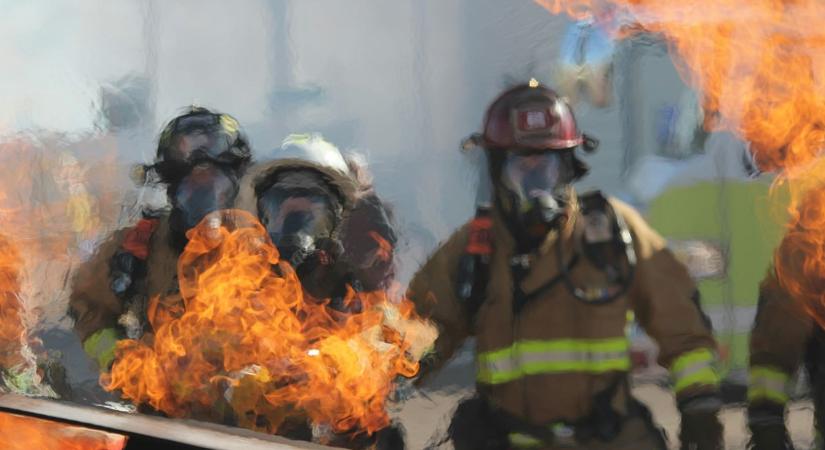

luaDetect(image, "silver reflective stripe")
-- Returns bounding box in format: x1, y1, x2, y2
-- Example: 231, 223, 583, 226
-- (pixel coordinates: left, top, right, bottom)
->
748, 366, 790, 404
518, 349, 629, 365
750, 374, 786, 394
482, 349, 628, 371
484, 354, 517, 374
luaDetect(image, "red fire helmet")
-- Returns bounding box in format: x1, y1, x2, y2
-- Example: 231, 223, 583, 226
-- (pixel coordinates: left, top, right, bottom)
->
477, 80, 584, 151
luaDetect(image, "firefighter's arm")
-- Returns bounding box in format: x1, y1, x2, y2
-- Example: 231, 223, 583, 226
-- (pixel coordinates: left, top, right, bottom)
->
69, 229, 127, 369
749, 270, 813, 408
614, 201, 720, 402
615, 201, 724, 449
406, 225, 472, 385
747, 265, 814, 450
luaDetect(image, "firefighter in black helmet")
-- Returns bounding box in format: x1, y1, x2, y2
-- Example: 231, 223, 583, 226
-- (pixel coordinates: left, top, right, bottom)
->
70, 106, 252, 369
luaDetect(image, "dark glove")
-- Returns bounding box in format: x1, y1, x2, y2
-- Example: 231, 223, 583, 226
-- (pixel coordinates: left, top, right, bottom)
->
747, 405, 794, 450
448, 396, 509, 450
679, 396, 724, 450
375, 421, 406, 450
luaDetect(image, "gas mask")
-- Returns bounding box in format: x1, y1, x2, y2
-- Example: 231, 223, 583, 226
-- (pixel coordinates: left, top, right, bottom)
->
169, 163, 239, 249
499, 150, 575, 247
256, 171, 342, 280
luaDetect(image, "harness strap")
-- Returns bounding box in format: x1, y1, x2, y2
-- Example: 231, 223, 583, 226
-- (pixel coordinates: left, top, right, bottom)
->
512, 253, 580, 314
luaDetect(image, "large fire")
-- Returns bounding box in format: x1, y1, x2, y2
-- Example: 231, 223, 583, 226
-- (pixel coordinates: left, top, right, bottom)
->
102, 210, 436, 440
535, 0, 825, 325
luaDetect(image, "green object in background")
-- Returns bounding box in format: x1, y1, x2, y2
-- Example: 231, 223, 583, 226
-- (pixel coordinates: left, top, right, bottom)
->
645, 179, 789, 372
83, 327, 120, 370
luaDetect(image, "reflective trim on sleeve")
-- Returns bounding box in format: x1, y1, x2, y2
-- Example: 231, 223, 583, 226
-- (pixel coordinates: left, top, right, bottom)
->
508, 432, 543, 449
748, 365, 790, 405
670, 348, 720, 394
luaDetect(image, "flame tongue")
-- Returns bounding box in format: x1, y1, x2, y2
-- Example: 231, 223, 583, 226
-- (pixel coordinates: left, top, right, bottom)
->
0, 234, 26, 371
774, 185, 825, 328
535, 0, 825, 172
104, 209, 435, 437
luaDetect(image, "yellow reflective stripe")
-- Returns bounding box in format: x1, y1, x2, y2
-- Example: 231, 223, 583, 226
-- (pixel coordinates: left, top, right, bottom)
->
82, 327, 119, 369
748, 366, 790, 405
671, 348, 720, 394
521, 358, 630, 375
516, 338, 629, 354
478, 345, 515, 364
673, 367, 720, 393
750, 366, 789, 384
478, 338, 630, 364
479, 358, 631, 384
748, 387, 789, 405
671, 348, 714, 374
477, 338, 630, 385
509, 432, 543, 448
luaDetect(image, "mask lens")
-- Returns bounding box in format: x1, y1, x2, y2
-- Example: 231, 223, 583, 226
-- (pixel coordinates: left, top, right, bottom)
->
173, 164, 238, 230
257, 187, 335, 247
502, 152, 563, 202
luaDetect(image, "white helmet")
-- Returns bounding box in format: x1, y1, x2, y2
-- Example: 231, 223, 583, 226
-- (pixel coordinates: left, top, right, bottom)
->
275, 133, 350, 175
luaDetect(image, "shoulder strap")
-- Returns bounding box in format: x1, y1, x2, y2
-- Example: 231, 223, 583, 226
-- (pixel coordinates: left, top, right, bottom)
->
120, 217, 160, 260
455, 208, 493, 320
578, 190, 636, 271
109, 217, 160, 299
562, 190, 636, 304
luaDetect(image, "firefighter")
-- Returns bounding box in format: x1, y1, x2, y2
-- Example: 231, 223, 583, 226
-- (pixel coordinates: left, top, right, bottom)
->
748, 226, 823, 449
233, 133, 402, 449
235, 133, 397, 309
70, 106, 252, 370
406, 80, 724, 450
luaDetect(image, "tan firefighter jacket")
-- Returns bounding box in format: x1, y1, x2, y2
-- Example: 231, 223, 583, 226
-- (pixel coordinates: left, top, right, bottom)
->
407, 196, 720, 425
70, 213, 180, 368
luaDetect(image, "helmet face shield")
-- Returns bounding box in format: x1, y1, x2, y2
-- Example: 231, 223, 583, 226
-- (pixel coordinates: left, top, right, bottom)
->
167, 113, 239, 163
168, 127, 232, 164
151, 110, 249, 184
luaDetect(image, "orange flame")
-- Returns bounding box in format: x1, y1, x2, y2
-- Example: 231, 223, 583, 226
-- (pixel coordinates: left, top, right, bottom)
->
103, 210, 435, 438
535, 1, 825, 325
0, 411, 127, 450
0, 137, 121, 396
0, 234, 26, 370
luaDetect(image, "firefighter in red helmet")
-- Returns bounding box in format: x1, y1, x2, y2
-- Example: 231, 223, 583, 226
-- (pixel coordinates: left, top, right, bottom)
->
407, 80, 724, 449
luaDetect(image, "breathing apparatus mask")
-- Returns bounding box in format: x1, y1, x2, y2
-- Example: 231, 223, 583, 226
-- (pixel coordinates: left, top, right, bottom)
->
497, 149, 578, 248
168, 163, 240, 249
256, 170, 343, 281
